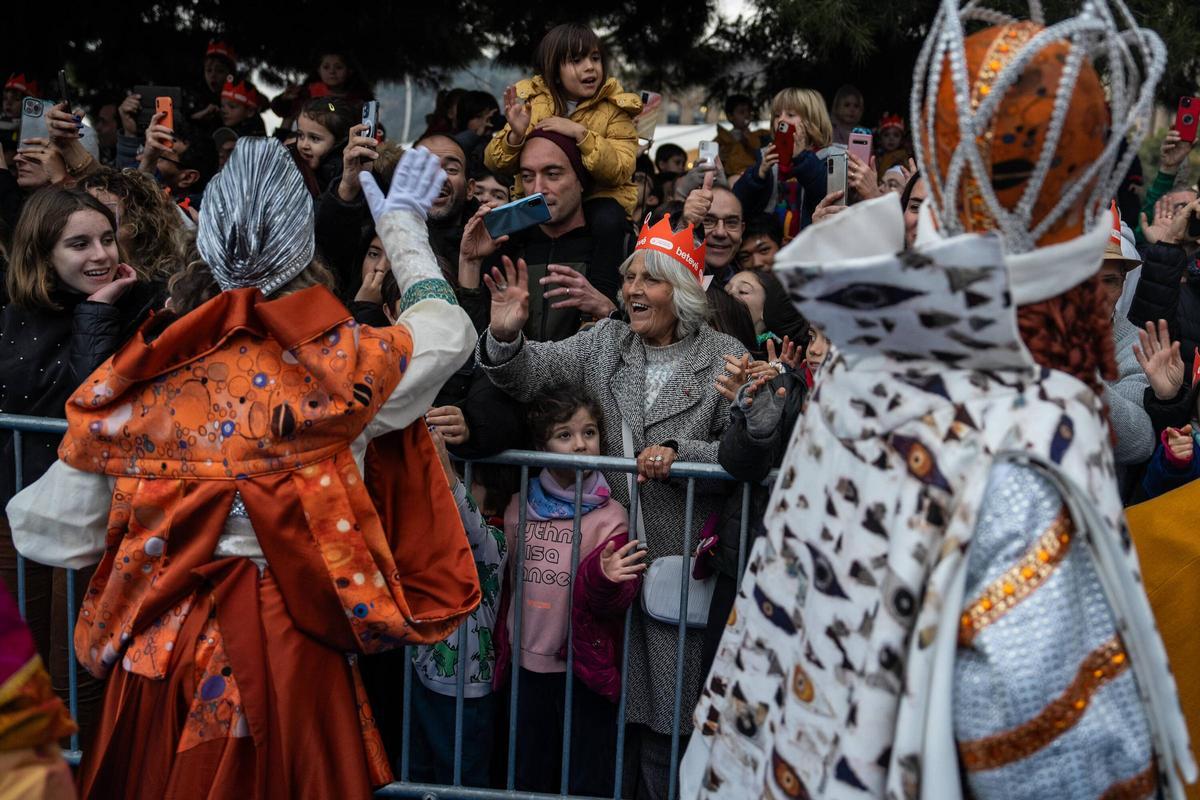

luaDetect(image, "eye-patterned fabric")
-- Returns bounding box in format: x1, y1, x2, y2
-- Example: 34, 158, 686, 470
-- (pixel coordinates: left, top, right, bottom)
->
682, 230, 1190, 799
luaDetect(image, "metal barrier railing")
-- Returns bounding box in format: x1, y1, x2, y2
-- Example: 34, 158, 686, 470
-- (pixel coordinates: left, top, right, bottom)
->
2, 413, 765, 800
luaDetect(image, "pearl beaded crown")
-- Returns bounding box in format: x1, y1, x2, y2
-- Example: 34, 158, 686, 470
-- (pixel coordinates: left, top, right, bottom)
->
912, 0, 1165, 254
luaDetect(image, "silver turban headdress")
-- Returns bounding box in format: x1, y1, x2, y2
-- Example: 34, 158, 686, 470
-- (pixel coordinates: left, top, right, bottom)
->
196, 137, 316, 297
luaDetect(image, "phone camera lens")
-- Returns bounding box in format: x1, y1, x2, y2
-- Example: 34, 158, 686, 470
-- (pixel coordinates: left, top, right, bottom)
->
1186, 114, 1195, 126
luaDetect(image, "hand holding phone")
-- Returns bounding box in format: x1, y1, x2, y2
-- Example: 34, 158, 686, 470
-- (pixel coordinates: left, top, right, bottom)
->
1176, 97, 1199, 144
155, 97, 174, 133
774, 121, 796, 178
18, 98, 51, 151
698, 139, 719, 169
361, 100, 379, 140
483, 193, 552, 239
826, 153, 848, 206
848, 130, 873, 164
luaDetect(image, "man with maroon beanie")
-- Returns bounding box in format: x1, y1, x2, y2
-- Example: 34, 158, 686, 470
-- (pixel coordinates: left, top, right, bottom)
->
457, 129, 630, 342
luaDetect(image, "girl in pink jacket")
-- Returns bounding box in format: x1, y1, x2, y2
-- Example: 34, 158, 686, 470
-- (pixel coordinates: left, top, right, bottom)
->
495, 385, 644, 796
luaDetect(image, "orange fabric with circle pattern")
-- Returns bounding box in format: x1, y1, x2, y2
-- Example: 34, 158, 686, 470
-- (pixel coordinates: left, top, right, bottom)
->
59, 285, 479, 681
926, 22, 1109, 247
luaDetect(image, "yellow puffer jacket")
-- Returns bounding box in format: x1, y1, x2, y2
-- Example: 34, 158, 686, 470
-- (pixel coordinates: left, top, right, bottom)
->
485, 75, 642, 216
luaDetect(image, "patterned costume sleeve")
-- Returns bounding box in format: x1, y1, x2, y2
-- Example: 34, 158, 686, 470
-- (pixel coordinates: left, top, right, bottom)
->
953, 461, 1157, 799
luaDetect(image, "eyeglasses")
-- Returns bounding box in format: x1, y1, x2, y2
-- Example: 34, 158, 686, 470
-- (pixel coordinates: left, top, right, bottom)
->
702, 215, 743, 231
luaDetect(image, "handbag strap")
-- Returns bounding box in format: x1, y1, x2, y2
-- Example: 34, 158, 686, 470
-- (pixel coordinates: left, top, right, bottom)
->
621, 418, 646, 544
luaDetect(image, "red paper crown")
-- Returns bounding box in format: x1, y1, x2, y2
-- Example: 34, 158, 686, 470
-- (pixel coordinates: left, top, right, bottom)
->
635, 216, 706, 283
221, 78, 259, 110
4, 73, 39, 97
308, 82, 332, 99
1193, 347, 1200, 388
206, 40, 238, 69
878, 113, 904, 133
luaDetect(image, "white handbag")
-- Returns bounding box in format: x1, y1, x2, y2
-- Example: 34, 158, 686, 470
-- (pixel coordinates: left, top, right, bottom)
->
621, 420, 715, 628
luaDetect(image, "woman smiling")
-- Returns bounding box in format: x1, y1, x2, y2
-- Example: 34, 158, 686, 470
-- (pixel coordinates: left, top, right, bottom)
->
478, 212, 746, 795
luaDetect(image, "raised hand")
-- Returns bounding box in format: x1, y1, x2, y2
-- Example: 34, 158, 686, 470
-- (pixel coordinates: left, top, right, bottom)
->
812, 190, 848, 224
1160, 129, 1194, 174
683, 170, 715, 227
118, 93, 141, 136
714, 353, 751, 402
360, 145, 446, 222
536, 116, 588, 144
847, 153, 881, 200
482, 256, 530, 342
599, 539, 648, 583
504, 85, 531, 143
1133, 319, 1186, 400
757, 143, 780, 180
1139, 195, 1175, 246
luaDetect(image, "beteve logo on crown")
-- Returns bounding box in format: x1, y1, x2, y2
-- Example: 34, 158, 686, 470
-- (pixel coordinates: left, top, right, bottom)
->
633, 216, 707, 283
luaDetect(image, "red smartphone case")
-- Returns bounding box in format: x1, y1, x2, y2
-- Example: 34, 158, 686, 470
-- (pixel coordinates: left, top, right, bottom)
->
1176, 97, 1199, 143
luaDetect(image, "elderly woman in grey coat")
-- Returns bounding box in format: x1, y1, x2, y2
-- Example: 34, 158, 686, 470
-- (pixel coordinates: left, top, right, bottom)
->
478, 228, 747, 799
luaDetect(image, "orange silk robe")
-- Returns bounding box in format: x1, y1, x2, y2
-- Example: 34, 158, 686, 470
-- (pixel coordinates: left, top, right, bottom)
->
57, 286, 479, 799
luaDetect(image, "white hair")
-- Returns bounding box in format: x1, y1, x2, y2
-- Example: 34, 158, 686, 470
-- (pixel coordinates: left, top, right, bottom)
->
618, 249, 710, 338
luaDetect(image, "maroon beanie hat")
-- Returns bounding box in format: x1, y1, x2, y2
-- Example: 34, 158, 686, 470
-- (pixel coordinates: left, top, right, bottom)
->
525, 129, 593, 193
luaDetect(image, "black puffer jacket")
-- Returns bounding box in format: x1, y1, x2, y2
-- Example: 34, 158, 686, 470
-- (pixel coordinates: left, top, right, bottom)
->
711, 371, 808, 580
1129, 242, 1200, 368
0, 284, 159, 504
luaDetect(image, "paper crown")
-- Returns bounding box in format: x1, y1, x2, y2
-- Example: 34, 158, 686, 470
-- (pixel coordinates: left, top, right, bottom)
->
308, 82, 332, 99
4, 73, 39, 97
878, 113, 904, 132
221, 78, 259, 110
635, 215, 706, 283
913, 0, 1164, 254
206, 40, 238, 68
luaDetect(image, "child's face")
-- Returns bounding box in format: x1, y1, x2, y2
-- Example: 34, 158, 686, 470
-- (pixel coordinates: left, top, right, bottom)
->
729, 103, 752, 130
361, 235, 390, 280
2, 89, 21, 119
880, 127, 903, 152
834, 94, 863, 126
52, 209, 120, 296
296, 114, 336, 170
543, 408, 601, 469
470, 175, 509, 208
220, 98, 253, 127
204, 57, 232, 93
806, 327, 830, 372
559, 49, 604, 102
658, 153, 686, 175
319, 55, 349, 90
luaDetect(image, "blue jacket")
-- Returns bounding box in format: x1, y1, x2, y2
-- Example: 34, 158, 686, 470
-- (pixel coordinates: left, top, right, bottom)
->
731, 149, 826, 231
1142, 437, 1200, 499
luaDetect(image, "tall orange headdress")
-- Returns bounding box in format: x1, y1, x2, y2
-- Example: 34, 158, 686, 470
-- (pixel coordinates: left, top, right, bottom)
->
912, 1, 1164, 255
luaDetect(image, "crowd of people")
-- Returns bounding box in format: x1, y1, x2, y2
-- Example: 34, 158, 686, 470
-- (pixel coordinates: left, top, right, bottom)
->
2, 3, 1200, 798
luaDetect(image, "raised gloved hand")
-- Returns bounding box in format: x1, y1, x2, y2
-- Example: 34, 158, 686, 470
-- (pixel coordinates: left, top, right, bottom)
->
360, 145, 446, 222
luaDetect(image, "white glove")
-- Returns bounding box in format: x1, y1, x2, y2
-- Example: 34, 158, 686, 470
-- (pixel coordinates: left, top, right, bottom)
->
360, 145, 446, 222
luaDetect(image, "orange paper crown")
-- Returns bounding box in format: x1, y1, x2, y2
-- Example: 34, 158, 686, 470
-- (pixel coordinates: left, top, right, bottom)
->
206, 40, 238, 69
4, 73, 39, 97
878, 113, 904, 132
221, 78, 259, 110
635, 215, 707, 283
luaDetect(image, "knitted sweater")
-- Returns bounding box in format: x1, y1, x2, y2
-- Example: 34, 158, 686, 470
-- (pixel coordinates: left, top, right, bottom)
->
1106, 316, 1156, 466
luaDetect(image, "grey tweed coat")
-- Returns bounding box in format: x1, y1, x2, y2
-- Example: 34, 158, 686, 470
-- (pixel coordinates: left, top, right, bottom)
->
478, 318, 747, 734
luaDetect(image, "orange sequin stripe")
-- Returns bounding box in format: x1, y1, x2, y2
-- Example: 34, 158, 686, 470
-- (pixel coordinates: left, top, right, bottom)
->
958, 636, 1129, 771
1099, 761, 1157, 800
959, 508, 1072, 647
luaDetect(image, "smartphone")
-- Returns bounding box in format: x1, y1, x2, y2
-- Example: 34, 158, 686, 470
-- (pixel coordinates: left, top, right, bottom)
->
362, 100, 379, 140
826, 152, 848, 205
483, 193, 552, 239
772, 120, 792, 173
133, 85, 182, 131
155, 96, 174, 132
848, 130, 873, 164
1176, 97, 1199, 143
636, 90, 662, 147
57, 69, 71, 108
18, 97, 50, 151
698, 139, 719, 169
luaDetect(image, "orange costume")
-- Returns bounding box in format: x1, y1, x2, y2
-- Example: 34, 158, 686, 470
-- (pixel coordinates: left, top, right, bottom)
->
8, 139, 479, 798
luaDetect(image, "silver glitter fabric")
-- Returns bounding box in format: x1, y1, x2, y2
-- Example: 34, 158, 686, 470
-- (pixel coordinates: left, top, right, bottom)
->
196, 137, 315, 297
954, 462, 1153, 798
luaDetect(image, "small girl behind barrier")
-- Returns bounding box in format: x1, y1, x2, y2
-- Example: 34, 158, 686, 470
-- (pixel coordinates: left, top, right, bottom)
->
495, 385, 644, 796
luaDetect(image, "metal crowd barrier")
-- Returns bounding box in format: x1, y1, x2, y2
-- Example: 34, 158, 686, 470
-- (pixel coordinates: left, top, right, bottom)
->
2, 413, 766, 800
